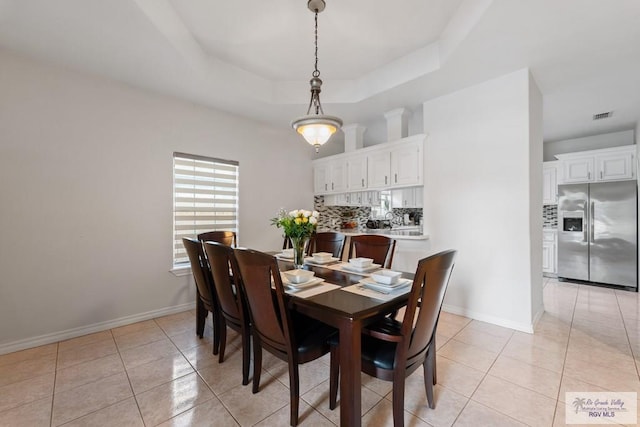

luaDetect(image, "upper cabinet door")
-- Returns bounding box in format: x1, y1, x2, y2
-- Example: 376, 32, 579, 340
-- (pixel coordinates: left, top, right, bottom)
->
313, 163, 330, 194
562, 157, 594, 183
597, 152, 634, 181
390, 141, 423, 187
329, 160, 347, 193
367, 151, 391, 188
556, 145, 636, 184
347, 156, 368, 190
543, 162, 558, 204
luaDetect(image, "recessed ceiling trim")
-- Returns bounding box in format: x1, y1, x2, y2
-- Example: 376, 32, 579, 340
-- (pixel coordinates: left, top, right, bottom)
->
135, 0, 490, 106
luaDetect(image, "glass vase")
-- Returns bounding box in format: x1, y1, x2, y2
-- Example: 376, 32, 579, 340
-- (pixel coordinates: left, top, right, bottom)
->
289, 236, 309, 270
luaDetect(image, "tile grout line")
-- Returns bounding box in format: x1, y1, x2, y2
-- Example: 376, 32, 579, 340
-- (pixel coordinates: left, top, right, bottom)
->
112, 326, 148, 427
445, 320, 515, 426
49, 343, 59, 427
53, 330, 144, 427
615, 290, 640, 380
168, 315, 246, 427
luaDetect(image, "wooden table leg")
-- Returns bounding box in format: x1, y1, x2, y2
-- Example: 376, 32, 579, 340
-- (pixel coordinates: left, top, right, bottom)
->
339, 318, 362, 427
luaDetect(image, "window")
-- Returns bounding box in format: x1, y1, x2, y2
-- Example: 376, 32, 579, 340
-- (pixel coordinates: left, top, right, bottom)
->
173, 152, 239, 267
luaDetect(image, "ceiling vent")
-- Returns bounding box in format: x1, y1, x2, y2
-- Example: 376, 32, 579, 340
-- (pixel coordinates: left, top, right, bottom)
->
592, 111, 613, 120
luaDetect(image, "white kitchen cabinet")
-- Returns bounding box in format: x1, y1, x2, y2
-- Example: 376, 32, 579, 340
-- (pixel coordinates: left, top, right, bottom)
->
347, 156, 368, 190
391, 187, 423, 208
313, 162, 330, 194
344, 192, 360, 207
562, 156, 594, 183
366, 191, 380, 206
543, 161, 558, 204
313, 134, 426, 194
325, 191, 379, 207
411, 187, 423, 208
542, 229, 557, 275
390, 140, 423, 187
597, 151, 634, 181
367, 150, 391, 188
556, 145, 636, 184
329, 160, 347, 193
313, 159, 347, 194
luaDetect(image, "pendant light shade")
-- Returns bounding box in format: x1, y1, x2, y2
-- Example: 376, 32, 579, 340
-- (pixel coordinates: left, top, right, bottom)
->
291, 0, 342, 153
292, 115, 342, 147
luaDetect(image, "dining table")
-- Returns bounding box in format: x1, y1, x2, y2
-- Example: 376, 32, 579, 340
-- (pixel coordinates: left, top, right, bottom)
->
275, 257, 413, 427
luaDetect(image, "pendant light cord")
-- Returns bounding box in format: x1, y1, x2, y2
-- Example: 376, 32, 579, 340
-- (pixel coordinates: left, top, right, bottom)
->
313, 10, 320, 78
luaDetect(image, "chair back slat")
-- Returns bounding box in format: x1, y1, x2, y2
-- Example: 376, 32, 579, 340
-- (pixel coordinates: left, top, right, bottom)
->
348, 235, 396, 268
404, 250, 457, 362
182, 237, 215, 308
233, 249, 290, 352
198, 231, 237, 248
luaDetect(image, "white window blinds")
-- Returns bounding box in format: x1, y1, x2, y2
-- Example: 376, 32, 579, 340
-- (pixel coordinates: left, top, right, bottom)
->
173, 152, 239, 266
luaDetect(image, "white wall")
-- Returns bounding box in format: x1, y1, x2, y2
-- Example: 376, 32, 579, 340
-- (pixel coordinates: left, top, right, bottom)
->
528, 74, 545, 324
422, 68, 542, 332
0, 50, 314, 353
544, 130, 635, 161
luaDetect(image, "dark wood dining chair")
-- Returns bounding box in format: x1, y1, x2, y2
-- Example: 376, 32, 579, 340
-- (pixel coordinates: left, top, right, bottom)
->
307, 231, 346, 259
182, 237, 221, 356
203, 241, 251, 386
348, 234, 397, 268
233, 248, 336, 426
329, 250, 457, 427
197, 230, 237, 247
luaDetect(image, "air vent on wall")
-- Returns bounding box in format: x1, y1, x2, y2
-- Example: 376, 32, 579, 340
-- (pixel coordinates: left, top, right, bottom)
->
592, 111, 613, 120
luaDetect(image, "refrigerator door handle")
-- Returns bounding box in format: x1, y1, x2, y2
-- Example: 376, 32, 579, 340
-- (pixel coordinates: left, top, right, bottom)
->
583, 203, 589, 243
590, 201, 595, 243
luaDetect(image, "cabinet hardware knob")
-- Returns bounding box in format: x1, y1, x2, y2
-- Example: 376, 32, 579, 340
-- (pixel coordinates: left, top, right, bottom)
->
385, 176, 388, 185
395, 173, 397, 183
361, 178, 364, 187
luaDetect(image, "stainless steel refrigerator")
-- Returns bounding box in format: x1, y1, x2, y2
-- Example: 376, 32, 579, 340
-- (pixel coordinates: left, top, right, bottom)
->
558, 180, 638, 289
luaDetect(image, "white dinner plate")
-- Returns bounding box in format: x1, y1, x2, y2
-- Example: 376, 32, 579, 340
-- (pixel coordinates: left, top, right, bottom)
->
358, 279, 412, 294
359, 276, 412, 289
341, 263, 382, 273
275, 254, 295, 261
280, 275, 325, 289
305, 256, 340, 265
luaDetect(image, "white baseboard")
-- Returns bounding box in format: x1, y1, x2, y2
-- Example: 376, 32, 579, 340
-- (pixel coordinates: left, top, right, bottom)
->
0, 302, 194, 356
442, 303, 535, 334
531, 304, 545, 331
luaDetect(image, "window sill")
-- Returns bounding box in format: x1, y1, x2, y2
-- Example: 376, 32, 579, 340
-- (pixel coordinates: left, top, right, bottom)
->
170, 265, 192, 277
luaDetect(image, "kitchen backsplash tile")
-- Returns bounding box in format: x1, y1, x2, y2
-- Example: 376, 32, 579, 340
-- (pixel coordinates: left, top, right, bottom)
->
543, 204, 557, 228
313, 196, 370, 230
313, 196, 423, 230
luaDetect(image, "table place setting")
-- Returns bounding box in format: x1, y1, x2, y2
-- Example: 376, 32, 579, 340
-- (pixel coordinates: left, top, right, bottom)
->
275, 248, 296, 261
303, 251, 341, 267
279, 269, 341, 298
326, 257, 382, 275
341, 269, 413, 301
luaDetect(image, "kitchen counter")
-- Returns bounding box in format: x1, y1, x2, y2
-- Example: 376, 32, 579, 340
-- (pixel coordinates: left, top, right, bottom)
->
319, 228, 430, 241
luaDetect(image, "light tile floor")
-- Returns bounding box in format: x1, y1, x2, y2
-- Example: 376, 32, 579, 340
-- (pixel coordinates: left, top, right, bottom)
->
1, 278, 639, 426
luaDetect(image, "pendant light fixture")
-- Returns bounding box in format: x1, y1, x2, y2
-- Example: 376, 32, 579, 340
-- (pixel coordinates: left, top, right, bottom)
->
291, 0, 342, 153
